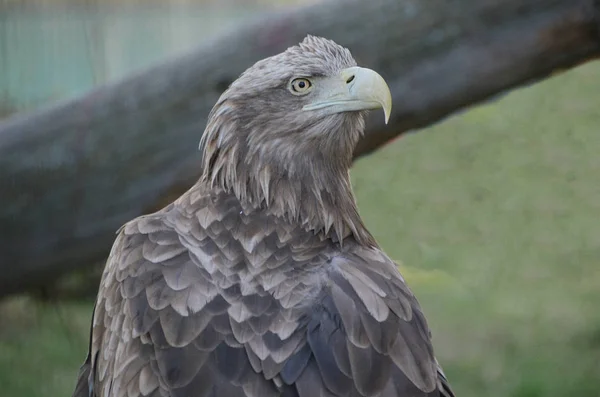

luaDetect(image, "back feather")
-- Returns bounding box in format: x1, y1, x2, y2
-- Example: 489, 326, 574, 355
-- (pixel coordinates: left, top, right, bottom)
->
72, 187, 453, 397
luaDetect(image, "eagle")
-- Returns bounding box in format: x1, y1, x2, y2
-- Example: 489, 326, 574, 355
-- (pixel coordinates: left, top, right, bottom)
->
73, 35, 454, 397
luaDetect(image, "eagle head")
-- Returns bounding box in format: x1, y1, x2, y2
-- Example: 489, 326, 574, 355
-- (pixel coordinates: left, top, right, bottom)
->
199, 35, 391, 244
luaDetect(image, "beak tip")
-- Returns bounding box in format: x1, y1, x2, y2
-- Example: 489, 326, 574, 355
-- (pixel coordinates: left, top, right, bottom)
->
383, 103, 391, 125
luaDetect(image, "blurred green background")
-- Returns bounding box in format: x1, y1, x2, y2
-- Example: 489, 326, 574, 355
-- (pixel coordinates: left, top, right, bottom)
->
1, 1, 599, 397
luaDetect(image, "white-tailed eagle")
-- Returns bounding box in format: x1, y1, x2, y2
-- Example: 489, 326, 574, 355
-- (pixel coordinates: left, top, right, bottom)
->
73, 35, 454, 397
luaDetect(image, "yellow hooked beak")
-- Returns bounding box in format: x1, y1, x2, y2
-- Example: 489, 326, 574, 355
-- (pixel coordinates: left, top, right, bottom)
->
302, 66, 392, 124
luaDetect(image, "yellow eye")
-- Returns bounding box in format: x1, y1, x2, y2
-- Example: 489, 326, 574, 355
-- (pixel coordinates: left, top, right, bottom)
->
290, 78, 312, 95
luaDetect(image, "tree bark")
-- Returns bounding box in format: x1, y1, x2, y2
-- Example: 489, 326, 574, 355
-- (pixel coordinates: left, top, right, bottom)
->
0, 0, 599, 298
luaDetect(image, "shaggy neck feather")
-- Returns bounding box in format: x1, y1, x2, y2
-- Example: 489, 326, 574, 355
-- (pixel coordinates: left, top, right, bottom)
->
198, 107, 375, 247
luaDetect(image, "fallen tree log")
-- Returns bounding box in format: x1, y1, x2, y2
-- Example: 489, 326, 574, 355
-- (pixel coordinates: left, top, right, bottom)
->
0, 0, 599, 298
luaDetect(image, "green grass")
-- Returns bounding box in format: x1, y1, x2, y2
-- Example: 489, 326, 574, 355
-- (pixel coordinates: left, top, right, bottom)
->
1, 61, 600, 397
0, 297, 92, 396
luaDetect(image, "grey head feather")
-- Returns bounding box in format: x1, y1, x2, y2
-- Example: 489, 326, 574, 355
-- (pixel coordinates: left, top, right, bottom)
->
198, 35, 374, 246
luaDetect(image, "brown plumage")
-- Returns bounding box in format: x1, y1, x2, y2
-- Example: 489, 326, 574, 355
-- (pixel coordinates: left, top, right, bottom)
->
72, 36, 454, 397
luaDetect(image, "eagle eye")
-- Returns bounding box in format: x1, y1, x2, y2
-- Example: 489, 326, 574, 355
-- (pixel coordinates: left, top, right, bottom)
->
289, 78, 313, 95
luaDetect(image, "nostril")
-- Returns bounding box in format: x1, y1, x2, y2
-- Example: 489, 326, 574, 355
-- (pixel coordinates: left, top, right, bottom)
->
346, 75, 355, 84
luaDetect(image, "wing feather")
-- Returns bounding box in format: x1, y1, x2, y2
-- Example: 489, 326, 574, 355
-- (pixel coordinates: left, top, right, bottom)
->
72, 188, 452, 397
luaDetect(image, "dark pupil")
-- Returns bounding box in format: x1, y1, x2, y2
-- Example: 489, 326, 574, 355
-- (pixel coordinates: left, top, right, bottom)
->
297, 81, 306, 89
